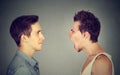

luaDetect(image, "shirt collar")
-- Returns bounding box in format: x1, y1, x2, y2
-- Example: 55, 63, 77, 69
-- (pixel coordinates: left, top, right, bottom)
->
17, 50, 38, 67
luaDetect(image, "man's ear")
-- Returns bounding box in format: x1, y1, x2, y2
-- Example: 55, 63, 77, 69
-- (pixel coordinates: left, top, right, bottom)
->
21, 34, 28, 42
83, 31, 90, 40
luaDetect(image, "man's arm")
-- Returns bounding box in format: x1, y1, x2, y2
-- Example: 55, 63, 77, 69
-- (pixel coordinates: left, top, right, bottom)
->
92, 54, 112, 75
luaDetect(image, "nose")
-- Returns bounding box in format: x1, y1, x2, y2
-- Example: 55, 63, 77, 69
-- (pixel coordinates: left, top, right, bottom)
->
42, 34, 45, 40
43, 36, 45, 40
40, 33, 45, 40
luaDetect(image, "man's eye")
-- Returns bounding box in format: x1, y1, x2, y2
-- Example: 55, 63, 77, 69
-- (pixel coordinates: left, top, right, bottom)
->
71, 29, 75, 33
37, 31, 41, 34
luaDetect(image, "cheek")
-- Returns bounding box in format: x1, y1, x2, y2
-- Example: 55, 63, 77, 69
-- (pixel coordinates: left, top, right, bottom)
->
71, 35, 79, 43
30, 36, 38, 43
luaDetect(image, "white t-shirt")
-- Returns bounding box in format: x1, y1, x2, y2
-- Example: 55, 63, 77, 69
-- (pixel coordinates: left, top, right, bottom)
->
81, 52, 114, 75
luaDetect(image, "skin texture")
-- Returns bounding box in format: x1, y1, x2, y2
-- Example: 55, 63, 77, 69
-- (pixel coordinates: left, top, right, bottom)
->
92, 54, 112, 75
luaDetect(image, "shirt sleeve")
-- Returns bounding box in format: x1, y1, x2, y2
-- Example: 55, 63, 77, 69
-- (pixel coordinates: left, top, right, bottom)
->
14, 67, 32, 75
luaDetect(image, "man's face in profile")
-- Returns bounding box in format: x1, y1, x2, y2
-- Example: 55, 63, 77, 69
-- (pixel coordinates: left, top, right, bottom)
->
26, 22, 45, 51
69, 21, 84, 52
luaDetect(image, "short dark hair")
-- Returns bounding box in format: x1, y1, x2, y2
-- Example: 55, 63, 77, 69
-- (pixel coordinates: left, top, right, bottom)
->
74, 10, 101, 42
10, 15, 39, 46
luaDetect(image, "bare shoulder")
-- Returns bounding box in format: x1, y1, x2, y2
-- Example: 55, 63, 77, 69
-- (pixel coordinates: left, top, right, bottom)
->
95, 54, 112, 65
92, 54, 112, 75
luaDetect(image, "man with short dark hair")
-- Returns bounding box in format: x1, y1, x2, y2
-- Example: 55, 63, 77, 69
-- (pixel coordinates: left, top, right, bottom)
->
7, 15, 45, 75
69, 10, 114, 75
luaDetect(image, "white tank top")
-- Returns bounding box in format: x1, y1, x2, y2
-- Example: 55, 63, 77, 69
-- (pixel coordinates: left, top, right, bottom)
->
81, 52, 114, 75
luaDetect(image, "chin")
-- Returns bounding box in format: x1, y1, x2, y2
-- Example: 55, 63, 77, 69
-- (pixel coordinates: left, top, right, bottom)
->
77, 49, 82, 52
74, 46, 82, 52
75, 47, 82, 52
74, 45, 80, 52
38, 48, 42, 50
36, 47, 42, 51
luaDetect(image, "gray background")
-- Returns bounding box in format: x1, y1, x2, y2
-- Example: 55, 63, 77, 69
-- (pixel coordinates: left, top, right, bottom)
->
0, 0, 120, 75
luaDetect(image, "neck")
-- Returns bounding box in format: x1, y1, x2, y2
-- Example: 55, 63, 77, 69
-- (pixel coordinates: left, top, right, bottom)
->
83, 42, 104, 57
18, 46, 35, 58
